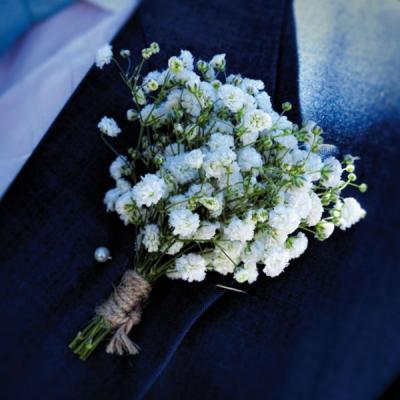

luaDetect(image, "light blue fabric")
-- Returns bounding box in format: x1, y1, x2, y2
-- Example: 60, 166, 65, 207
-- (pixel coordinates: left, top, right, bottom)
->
0, 0, 74, 55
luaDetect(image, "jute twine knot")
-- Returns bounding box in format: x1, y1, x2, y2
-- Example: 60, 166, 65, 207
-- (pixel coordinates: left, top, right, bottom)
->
96, 270, 151, 355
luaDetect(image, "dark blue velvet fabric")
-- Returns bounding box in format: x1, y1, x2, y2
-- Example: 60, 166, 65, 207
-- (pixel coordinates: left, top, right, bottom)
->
1, 0, 399, 399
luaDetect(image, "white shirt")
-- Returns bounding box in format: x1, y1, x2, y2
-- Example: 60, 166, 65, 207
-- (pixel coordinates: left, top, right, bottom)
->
0, 0, 139, 196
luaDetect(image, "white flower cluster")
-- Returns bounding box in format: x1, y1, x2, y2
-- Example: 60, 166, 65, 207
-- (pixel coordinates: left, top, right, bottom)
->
98, 44, 367, 284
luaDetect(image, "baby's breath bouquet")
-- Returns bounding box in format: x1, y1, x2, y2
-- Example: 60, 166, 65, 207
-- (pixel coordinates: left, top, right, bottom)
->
70, 42, 367, 360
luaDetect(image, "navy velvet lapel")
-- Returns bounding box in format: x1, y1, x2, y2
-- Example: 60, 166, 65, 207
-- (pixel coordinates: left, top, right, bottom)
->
0, 1, 293, 399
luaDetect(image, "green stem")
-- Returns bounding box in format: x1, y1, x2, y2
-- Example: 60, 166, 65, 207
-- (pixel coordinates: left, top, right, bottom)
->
69, 315, 112, 361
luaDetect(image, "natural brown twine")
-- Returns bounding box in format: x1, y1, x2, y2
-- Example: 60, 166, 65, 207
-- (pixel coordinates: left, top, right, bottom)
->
96, 270, 151, 355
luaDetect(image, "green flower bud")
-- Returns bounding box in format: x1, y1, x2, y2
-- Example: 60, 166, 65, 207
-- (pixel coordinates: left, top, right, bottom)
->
160, 136, 169, 145
168, 56, 184, 74
120, 49, 131, 58
196, 60, 208, 74
315, 220, 335, 241
149, 42, 160, 54
344, 154, 355, 165
126, 108, 138, 121
146, 79, 159, 91
154, 153, 164, 166
141, 137, 149, 148
312, 126, 323, 136
359, 183, 368, 193
348, 173, 357, 182
211, 80, 221, 90
174, 123, 184, 135
185, 125, 199, 141
262, 135, 273, 149
282, 102, 292, 112
141, 48, 153, 59
128, 148, 138, 159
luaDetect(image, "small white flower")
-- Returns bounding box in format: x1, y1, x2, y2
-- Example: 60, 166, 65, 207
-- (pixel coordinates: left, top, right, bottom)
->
169, 208, 200, 237
249, 208, 269, 223
164, 88, 182, 113
109, 156, 128, 180
272, 114, 293, 131
269, 204, 301, 236
305, 191, 324, 226
243, 109, 272, 132
287, 232, 308, 259
164, 153, 199, 185
176, 70, 201, 85
262, 246, 291, 277
186, 182, 214, 197
240, 78, 264, 94
322, 156, 342, 188
238, 147, 263, 173
240, 130, 259, 146
255, 91, 273, 113
284, 187, 312, 220
126, 108, 138, 121
161, 241, 184, 255
316, 220, 335, 240
179, 50, 194, 70
181, 90, 202, 117
209, 192, 225, 218
132, 174, 168, 207
241, 238, 265, 265
207, 119, 234, 135
133, 88, 147, 106
167, 253, 207, 282
202, 148, 236, 179
164, 142, 185, 157
211, 241, 244, 275
207, 133, 235, 151
95, 44, 113, 69
143, 70, 162, 92
116, 178, 131, 192
168, 194, 189, 211
139, 104, 153, 122
192, 221, 220, 240
198, 196, 221, 212
98, 116, 121, 137
338, 197, 366, 230
306, 153, 324, 181
274, 133, 298, 150
186, 78, 200, 92
104, 188, 121, 212
209, 53, 226, 70
146, 79, 159, 92
216, 161, 243, 191
218, 84, 245, 112
142, 224, 160, 252
224, 216, 256, 242
168, 56, 184, 74
185, 149, 204, 169
115, 191, 135, 225
303, 121, 317, 144
234, 262, 258, 284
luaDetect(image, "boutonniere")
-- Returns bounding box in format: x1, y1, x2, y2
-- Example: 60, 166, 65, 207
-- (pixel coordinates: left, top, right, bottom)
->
70, 42, 367, 360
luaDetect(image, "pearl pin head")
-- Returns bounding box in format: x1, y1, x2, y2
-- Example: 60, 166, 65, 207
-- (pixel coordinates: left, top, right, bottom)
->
94, 246, 111, 263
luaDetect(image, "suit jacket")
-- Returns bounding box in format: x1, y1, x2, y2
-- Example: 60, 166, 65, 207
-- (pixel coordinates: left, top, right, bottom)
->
1, 0, 399, 399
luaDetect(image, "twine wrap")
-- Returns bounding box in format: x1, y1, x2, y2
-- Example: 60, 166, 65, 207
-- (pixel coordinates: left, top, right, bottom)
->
96, 270, 151, 355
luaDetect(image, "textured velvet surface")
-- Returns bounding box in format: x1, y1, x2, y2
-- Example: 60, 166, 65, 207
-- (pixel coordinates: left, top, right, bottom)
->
1, 0, 399, 399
